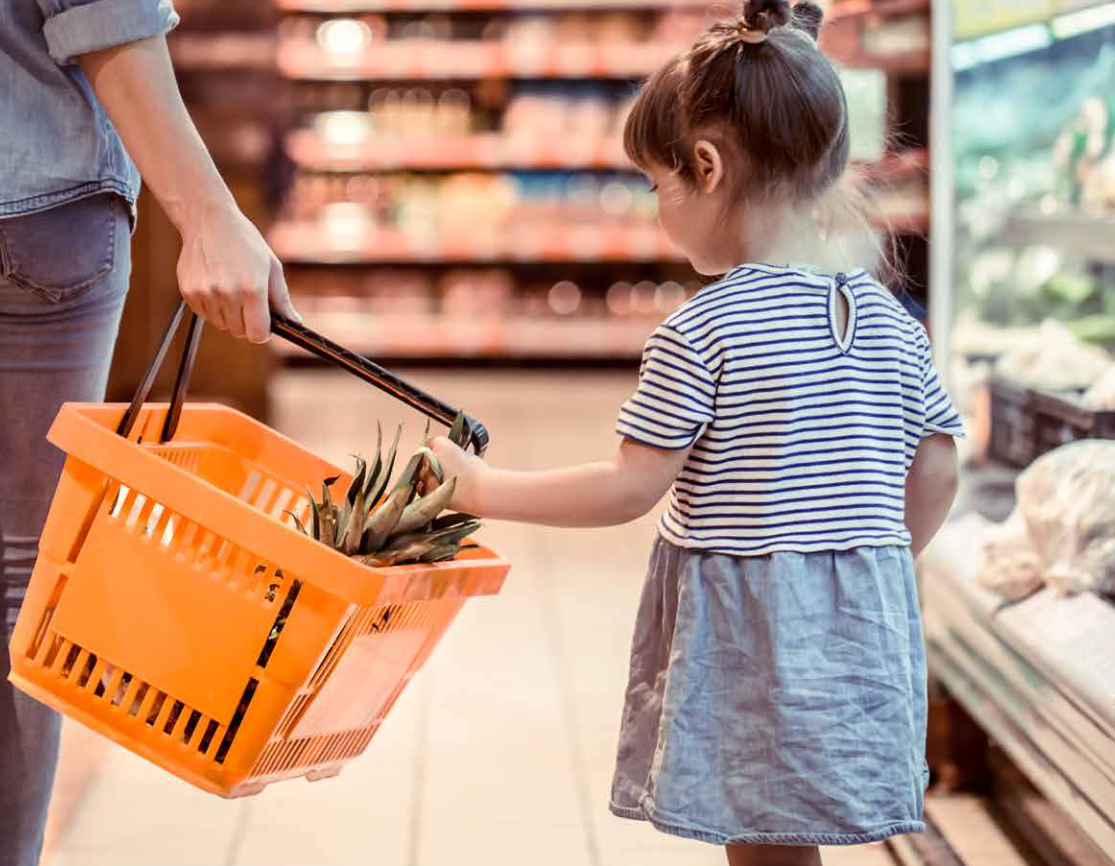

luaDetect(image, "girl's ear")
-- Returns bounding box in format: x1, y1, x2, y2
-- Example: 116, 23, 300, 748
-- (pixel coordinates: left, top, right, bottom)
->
692, 139, 725, 194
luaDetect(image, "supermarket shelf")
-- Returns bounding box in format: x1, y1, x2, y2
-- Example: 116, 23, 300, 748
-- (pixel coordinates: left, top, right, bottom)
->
1005, 211, 1115, 265
169, 34, 277, 71
826, 0, 929, 22
271, 311, 653, 359
277, 39, 685, 80
277, 0, 704, 10
270, 222, 684, 263
287, 128, 931, 175
285, 129, 628, 171
279, 0, 929, 13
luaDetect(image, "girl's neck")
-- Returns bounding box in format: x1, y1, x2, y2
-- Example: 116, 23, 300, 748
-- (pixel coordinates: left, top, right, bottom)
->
733, 203, 851, 275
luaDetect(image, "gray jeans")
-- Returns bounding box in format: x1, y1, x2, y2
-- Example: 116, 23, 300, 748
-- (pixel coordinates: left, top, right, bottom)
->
0, 194, 131, 866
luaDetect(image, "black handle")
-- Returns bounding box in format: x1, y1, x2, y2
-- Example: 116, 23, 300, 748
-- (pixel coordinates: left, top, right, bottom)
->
117, 300, 489, 456
117, 302, 204, 443
271, 312, 488, 455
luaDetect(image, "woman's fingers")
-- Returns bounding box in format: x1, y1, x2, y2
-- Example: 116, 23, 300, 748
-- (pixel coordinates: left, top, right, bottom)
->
241, 283, 271, 344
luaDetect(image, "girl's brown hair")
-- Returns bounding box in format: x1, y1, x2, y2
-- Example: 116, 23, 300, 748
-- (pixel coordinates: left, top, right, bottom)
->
624, 0, 894, 277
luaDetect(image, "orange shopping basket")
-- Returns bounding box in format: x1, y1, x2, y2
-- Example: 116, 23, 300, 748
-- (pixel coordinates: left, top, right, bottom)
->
7, 302, 510, 798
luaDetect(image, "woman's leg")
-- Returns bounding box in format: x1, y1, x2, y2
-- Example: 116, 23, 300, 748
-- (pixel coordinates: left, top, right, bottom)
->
0, 194, 131, 866
726, 843, 823, 866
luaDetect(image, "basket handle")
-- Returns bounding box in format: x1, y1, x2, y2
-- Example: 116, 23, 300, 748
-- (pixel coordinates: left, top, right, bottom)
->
269, 312, 488, 455
117, 300, 489, 456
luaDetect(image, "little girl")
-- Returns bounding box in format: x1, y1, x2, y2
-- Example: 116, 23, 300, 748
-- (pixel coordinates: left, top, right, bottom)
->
432, 1, 962, 863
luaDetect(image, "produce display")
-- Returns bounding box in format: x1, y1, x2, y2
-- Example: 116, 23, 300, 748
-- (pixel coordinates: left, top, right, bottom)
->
952, 21, 1115, 350
992, 319, 1113, 391
975, 440, 1115, 601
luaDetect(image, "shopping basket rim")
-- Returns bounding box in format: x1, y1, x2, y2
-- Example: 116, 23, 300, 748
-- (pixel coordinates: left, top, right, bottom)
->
47, 401, 509, 606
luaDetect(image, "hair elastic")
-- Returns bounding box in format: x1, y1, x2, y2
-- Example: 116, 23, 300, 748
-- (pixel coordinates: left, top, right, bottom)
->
736, 27, 769, 44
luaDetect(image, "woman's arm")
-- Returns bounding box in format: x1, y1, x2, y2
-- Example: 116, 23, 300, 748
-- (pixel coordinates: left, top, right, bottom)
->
429, 437, 690, 527
78, 35, 299, 342
905, 432, 961, 557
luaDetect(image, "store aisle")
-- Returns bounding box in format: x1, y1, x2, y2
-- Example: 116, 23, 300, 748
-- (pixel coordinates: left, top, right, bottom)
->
40, 369, 890, 866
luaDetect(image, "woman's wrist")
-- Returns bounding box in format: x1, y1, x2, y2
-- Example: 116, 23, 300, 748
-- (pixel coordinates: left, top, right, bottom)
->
164, 190, 240, 236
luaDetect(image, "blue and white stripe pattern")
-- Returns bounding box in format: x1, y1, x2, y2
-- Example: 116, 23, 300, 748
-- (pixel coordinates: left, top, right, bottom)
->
617, 264, 964, 556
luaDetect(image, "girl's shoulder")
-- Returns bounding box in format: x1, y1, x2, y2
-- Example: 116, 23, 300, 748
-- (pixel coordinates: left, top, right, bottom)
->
663, 264, 905, 333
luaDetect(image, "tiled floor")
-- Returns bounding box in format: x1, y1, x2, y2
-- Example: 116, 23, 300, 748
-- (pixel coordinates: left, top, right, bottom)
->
40, 369, 892, 866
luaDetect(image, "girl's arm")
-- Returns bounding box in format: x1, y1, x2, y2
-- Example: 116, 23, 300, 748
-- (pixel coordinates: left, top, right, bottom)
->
905, 432, 961, 557
429, 437, 690, 527
78, 35, 300, 343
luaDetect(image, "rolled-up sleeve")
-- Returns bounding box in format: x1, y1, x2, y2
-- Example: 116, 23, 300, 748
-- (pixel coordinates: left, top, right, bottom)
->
39, 0, 180, 66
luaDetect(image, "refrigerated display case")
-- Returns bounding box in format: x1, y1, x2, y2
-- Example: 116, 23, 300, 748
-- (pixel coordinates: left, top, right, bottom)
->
924, 4, 1115, 861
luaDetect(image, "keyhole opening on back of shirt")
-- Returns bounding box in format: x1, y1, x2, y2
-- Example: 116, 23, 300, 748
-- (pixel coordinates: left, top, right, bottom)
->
829, 274, 857, 354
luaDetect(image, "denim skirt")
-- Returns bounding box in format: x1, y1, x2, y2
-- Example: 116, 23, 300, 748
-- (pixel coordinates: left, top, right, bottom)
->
609, 536, 929, 846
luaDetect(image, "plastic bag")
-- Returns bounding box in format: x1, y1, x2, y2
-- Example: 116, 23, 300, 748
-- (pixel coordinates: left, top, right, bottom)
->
1083, 365, 1115, 410
1016, 440, 1115, 597
973, 508, 1045, 602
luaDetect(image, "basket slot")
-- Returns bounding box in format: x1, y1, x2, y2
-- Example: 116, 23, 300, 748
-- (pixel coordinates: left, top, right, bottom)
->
251, 563, 284, 603
182, 709, 203, 745
74, 651, 98, 688
140, 687, 164, 724
236, 470, 262, 505
163, 700, 186, 736
254, 478, 279, 515
198, 720, 222, 756
118, 676, 143, 713
129, 682, 151, 718
123, 494, 150, 532
29, 610, 58, 663
256, 579, 301, 669
215, 678, 259, 765
55, 642, 80, 678
269, 486, 294, 520
39, 633, 65, 669
148, 692, 171, 728
96, 664, 123, 701
109, 485, 132, 519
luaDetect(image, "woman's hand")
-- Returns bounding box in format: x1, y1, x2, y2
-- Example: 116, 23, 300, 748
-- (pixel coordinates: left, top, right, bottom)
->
428, 436, 488, 514
176, 204, 301, 343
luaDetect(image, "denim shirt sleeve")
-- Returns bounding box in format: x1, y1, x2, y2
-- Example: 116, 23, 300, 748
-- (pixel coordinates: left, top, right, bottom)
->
37, 0, 180, 66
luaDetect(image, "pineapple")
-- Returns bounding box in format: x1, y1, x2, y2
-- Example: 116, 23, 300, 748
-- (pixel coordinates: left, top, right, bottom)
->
286, 413, 480, 568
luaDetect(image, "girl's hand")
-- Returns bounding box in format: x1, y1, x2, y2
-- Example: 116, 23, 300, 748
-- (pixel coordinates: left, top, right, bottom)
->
428, 436, 488, 515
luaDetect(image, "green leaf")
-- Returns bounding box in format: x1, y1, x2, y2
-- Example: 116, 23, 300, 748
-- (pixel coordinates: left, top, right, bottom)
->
361, 485, 410, 552
320, 485, 336, 548
448, 412, 467, 447
430, 512, 479, 531
283, 510, 309, 536
347, 455, 367, 507
363, 422, 383, 501
370, 424, 402, 506
343, 487, 366, 555
305, 486, 321, 540
390, 478, 456, 537
383, 520, 479, 554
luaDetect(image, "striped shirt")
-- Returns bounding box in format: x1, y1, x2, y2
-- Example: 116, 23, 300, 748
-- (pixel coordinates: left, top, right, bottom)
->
616, 264, 965, 557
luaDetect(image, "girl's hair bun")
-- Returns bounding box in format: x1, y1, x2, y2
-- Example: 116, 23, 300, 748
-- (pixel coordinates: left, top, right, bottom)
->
791, 1, 825, 40
741, 0, 792, 34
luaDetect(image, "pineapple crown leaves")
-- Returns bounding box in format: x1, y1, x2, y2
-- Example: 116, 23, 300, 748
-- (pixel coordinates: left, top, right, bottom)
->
285, 412, 479, 568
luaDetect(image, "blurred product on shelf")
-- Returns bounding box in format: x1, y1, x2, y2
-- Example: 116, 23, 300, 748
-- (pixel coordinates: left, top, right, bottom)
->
274, 169, 668, 262
266, 0, 932, 360
1083, 365, 1115, 410
994, 319, 1113, 391
1053, 95, 1115, 212
976, 440, 1115, 600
